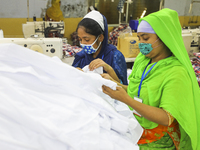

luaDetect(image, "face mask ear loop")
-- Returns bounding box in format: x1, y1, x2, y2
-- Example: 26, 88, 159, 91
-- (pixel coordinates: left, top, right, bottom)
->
93, 41, 102, 51
79, 35, 100, 46
152, 38, 162, 49
151, 38, 159, 45
92, 35, 101, 50
91, 35, 100, 46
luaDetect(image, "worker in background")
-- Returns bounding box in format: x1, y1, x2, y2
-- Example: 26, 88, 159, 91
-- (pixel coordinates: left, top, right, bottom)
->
45, 0, 64, 37
102, 8, 200, 150
72, 10, 128, 85
45, 0, 64, 21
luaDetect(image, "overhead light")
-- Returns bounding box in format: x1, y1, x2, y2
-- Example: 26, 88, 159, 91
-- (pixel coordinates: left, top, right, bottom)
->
140, 8, 147, 18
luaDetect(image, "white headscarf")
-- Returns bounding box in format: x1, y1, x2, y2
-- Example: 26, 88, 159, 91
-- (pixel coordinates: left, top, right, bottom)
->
83, 10, 104, 31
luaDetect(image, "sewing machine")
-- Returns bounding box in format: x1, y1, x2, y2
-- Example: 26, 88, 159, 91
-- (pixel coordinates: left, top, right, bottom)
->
22, 21, 65, 38
182, 28, 200, 57
0, 38, 63, 59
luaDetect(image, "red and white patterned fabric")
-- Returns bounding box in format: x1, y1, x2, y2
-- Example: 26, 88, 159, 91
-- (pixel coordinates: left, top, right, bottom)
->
63, 42, 82, 57
108, 24, 128, 46
191, 52, 200, 87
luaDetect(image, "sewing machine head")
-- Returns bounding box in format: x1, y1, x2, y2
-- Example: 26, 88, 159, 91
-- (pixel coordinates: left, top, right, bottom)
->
22, 21, 65, 38
182, 28, 200, 57
0, 38, 64, 59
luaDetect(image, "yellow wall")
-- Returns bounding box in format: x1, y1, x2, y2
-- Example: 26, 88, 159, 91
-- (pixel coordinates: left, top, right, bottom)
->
0, 18, 82, 40
179, 16, 200, 27
0, 17, 114, 41
0, 18, 28, 38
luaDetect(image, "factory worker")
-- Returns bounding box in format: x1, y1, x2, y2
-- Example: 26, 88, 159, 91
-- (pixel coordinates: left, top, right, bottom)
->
102, 8, 200, 150
45, 0, 64, 21
72, 10, 128, 85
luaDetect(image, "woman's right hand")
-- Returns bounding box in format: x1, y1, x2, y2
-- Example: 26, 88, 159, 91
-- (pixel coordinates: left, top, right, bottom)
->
102, 85, 129, 103
89, 58, 111, 72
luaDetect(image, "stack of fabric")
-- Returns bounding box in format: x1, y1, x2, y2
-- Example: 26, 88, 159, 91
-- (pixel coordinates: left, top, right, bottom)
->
108, 24, 128, 46
0, 43, 143, 150
191, 52, 200, 87
63, 42, 82, 57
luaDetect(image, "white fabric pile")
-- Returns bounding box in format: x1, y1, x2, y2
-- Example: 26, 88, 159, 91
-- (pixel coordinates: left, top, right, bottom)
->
0, 43, 143, 150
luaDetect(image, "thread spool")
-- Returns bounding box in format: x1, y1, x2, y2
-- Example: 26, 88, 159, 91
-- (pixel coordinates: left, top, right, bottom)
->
33, 15, 36, 21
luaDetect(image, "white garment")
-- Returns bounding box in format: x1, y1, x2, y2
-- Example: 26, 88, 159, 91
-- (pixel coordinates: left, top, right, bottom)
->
82, 65, 103, 75
0, 43, 143, 150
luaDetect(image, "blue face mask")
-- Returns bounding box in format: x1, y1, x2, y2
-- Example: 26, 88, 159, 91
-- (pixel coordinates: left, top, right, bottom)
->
139, 38, 159, 55
80, 36, 101, 54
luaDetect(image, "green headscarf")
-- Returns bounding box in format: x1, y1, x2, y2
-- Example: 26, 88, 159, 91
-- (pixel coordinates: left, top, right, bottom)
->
128, 8, 200, 149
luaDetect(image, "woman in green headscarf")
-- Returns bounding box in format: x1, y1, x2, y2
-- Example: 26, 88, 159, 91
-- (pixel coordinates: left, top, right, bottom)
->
102, 8, 200, 150
45, 0, 64, 21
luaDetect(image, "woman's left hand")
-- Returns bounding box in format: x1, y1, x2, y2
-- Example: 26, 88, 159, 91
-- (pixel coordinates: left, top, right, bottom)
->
76, 67, 83, 71
102, 85, 129, 103
101, 73, 114, 81
89, 58, 111, 72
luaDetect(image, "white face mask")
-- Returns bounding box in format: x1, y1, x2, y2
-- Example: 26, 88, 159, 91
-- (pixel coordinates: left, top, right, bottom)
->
80, 36, 101, 54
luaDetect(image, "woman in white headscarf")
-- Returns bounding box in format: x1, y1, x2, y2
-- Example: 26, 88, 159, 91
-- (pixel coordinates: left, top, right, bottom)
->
72, 10, 128, 85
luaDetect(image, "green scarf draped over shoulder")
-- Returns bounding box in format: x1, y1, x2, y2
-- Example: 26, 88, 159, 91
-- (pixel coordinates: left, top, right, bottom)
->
128, 8, 200, 149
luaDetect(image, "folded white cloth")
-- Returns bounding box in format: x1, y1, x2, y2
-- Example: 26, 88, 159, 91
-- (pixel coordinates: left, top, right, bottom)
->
0, 43, 143, 150
82, 65, 103, 75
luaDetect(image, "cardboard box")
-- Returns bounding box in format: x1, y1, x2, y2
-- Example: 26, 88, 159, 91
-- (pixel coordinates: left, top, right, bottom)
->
117, 33, 140, 58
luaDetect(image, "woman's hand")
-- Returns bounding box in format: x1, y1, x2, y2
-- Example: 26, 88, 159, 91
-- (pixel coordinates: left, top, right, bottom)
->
103, 85, 169, 126
101, 73, 114, 81
89, 58, 111, 72
90, 58, 120, 83
101, 74, 128, 91
102, 85, 129, 103
76, 67, 83, 71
